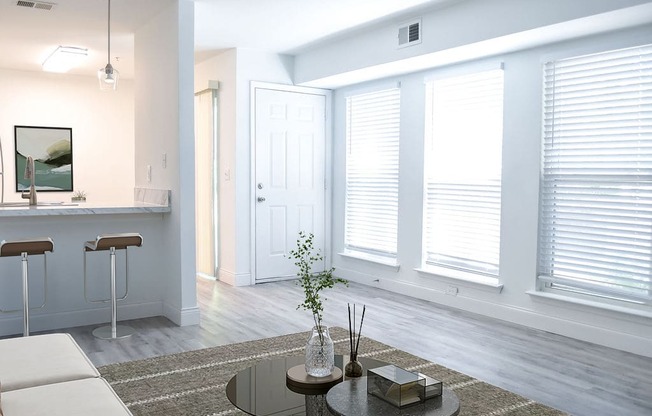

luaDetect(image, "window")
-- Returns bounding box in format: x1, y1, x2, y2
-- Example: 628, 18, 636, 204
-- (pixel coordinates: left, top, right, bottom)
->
423, 68, 504, 279
538, 44, 652, 303
344, 88, 400, 259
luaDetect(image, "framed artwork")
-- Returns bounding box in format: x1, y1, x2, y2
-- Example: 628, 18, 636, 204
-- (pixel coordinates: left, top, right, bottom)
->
14, 125, 73, 192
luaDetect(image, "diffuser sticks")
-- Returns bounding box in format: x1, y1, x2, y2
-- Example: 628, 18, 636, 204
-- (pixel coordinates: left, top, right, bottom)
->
347, 303, 366, 357
345, 303, 366, 377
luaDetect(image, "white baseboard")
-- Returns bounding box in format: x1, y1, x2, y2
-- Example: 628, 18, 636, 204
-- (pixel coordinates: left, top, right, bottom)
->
218, 268, 252, 286
197, 272, 217, 281
0, 301, 164, 337
335, 266, 652, 358
163, 302, 201, 326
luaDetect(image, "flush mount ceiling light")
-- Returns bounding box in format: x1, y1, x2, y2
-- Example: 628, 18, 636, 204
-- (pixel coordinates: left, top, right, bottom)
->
42, 46, 88, 73
98, 0, 118, 91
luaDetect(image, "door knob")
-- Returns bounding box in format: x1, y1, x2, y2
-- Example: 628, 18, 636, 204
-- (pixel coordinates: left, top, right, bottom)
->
257, 197, 266, 202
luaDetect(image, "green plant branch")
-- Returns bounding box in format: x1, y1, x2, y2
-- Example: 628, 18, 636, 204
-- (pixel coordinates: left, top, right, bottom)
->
289, 231, 347, 344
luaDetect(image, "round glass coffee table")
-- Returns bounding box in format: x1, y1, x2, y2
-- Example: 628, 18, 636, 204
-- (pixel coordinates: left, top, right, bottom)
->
226, 355, 460, 416
226, 355, 385, 416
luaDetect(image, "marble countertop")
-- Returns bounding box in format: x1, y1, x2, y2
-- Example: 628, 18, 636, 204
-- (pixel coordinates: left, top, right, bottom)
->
0, 188, 171, 218
0, 201, 170, 217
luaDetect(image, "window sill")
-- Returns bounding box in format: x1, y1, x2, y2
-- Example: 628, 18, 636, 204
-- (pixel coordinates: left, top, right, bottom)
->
338, 251, 400, 271
415, 266, 503, 293
526, 290, 652, 319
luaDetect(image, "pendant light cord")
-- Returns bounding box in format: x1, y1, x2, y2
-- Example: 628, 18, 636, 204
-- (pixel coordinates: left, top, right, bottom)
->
107, 0, 111, 63
107, 0, 111, 64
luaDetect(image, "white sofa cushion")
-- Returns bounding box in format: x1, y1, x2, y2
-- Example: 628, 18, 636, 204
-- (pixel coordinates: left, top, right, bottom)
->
0, 333, 99, 391
1, 378, 132, 416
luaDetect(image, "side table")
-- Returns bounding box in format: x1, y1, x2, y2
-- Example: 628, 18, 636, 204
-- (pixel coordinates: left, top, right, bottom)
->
326, 377, 460, 416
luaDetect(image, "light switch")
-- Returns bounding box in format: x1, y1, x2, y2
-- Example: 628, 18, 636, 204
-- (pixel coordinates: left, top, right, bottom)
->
147, 165, 152, 183
224, 168, 231, 181
162, 153, 167, 169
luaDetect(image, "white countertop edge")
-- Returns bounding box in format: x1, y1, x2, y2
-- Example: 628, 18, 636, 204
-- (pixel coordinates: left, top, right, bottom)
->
0, 203, 170, 217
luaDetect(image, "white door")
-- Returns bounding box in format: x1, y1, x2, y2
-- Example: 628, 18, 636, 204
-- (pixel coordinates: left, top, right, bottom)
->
254, 87, 326, 282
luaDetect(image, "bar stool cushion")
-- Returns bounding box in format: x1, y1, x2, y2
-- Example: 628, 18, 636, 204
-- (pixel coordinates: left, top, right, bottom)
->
84, 233, 143, 252
0, 238, 54, 257
0, 334, 99, 392
1, 378, 132, 416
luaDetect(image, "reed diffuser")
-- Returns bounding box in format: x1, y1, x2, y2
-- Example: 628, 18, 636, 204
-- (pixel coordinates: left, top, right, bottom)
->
345, 303, 366, 377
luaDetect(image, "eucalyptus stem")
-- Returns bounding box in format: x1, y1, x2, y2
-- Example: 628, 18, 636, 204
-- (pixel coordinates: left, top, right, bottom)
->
289, 231, 347, 344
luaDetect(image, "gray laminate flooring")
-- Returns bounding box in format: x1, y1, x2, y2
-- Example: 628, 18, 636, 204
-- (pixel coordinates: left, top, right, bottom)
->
49, 278, 652, 416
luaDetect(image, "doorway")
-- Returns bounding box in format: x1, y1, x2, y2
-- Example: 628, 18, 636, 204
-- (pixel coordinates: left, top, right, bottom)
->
195, 85, 219, 279
252, 83, 330, 282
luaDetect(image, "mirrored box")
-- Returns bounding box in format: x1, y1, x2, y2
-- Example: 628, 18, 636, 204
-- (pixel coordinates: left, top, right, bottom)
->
367, 365, 426, 408
416, 372, 443, 399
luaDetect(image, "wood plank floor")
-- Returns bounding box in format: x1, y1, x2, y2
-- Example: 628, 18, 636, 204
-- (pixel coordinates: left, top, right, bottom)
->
55, 278, 651, 416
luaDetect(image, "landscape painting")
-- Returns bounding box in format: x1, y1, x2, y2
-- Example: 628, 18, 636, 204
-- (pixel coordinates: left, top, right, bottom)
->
15, 125, 73, 192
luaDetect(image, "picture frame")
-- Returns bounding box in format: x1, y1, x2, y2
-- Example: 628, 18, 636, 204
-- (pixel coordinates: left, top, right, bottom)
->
14, 125, 73, 192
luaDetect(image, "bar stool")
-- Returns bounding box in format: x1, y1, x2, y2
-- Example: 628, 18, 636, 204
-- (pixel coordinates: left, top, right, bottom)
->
84, 233, 142, 340
0, 237, 54, 337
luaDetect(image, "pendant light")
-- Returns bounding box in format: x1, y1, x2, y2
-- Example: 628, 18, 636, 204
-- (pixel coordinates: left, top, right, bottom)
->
98, 0, 119, 90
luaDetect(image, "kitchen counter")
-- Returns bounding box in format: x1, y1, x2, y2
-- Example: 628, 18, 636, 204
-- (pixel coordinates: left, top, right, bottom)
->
0, 201, 170, 217
0, 188, 173, 337
0, 188, 171, 217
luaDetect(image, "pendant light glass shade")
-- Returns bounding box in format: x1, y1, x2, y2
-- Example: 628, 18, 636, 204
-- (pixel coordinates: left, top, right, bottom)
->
99, 0, 118, 91
98, 63, 119, 90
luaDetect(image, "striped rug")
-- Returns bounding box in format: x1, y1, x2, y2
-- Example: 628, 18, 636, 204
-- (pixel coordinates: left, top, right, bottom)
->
98, 327, 566, 416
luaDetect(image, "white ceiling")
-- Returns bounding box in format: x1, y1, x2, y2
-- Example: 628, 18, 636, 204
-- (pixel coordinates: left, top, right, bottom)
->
0, 0, 461, 79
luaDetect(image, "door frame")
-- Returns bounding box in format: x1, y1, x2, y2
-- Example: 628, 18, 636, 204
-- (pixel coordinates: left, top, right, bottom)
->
250, 82, 332, 284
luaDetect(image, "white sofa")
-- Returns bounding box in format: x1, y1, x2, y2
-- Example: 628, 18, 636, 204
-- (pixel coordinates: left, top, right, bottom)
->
0, 333, 132, 416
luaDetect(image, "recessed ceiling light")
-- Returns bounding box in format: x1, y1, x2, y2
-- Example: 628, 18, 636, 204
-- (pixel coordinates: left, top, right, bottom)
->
42, 46, 88, 73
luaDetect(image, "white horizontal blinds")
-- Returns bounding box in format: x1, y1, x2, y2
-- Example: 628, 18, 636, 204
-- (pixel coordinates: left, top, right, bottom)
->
345, 88, 400, 257
424, 69, 504, 276
539, 44, 652, 302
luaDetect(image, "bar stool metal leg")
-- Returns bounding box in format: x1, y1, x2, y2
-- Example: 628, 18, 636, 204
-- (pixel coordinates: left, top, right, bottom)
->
22, 252, 29, 337
91, 247, 135, 340
0, 237, 53, 337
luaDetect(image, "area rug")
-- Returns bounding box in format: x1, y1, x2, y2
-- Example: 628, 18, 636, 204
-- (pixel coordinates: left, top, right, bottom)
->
98, 327, 566, 416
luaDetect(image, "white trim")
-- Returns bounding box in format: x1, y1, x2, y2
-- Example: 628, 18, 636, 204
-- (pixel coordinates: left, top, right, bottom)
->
254, 275, 296, 283
196, 272, 216, 281
336, 267, 652, 358
526, 290, 652, 320
0, 301, 164, 337
163, 303, 201, 326
415, 266, 503, 292
194, 79, 219, 96
338, 250, 400, 271
218, 268, 252, 287
249, 82, 332, 284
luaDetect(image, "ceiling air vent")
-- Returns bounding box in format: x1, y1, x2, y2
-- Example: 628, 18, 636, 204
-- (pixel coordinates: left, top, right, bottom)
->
397, 18, 422, 48
16, 1, 55, 11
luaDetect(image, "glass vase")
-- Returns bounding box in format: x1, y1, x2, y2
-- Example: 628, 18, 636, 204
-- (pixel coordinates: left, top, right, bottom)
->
344, 352, 363, 378
305, 325, 334, 377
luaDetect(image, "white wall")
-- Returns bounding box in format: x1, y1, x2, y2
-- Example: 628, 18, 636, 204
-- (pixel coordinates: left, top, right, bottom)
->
134, 0, 199, 325
331, 25, 652, 358
194, 48, 294, 286
295, 0, 652, 87
0, 69, 134, 204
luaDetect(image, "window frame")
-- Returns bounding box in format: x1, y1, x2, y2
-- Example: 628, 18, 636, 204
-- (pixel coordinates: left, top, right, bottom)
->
421, 66, 506, 282
342, 85, 402, 263
537, 43, 652, 305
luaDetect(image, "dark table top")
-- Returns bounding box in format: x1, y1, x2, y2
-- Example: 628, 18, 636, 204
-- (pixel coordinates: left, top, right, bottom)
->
326, 378, 460, 416
226, 355, 459, 416
225, 355, 385, 416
